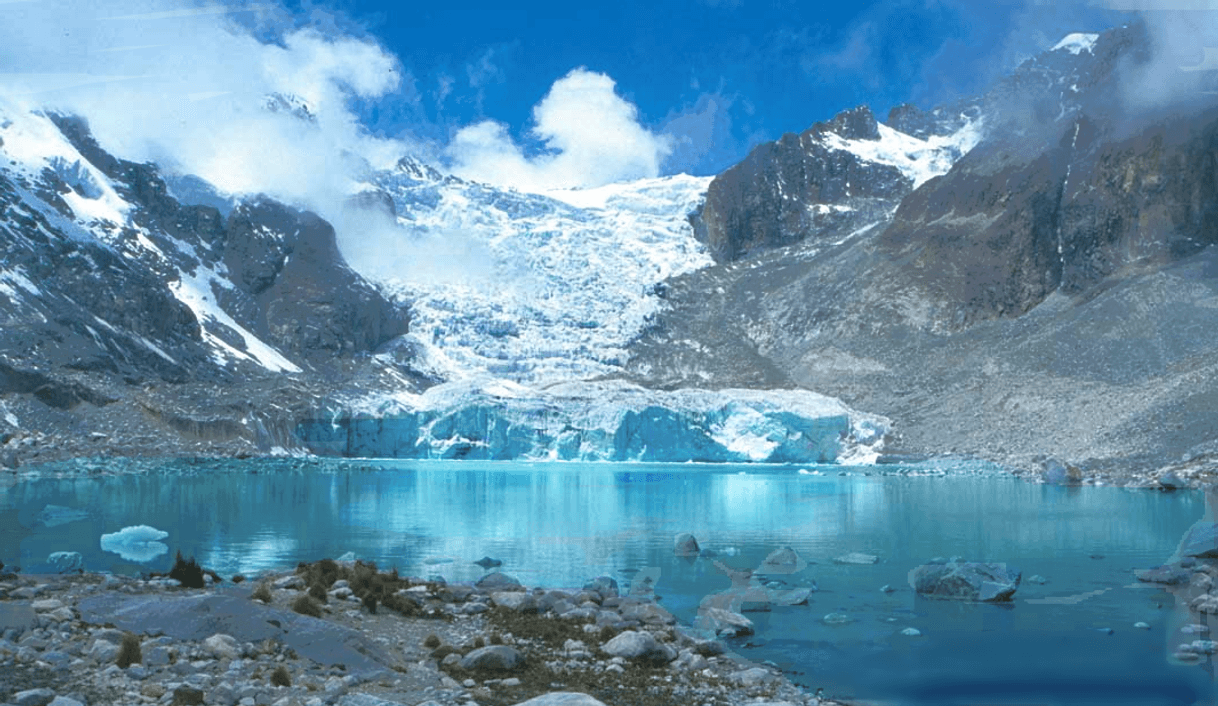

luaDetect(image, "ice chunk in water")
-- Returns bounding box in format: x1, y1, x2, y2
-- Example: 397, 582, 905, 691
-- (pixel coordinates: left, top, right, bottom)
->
100, 525, 169, 563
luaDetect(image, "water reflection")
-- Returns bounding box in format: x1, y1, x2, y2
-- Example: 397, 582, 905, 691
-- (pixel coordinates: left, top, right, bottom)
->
0, 458, 1212, 703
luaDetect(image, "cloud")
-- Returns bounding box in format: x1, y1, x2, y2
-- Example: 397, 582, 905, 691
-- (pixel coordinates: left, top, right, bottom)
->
448, 68, 673, 191
0, 0, 412, 223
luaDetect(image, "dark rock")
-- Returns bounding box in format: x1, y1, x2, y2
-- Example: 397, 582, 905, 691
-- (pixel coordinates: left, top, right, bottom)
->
673, 532, 700, 557
171, 686, 205, 706
474, 556, 502, 569
908, 561, 1022, 601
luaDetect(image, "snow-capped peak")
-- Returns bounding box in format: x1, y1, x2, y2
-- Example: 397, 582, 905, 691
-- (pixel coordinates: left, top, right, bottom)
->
1053, 33, 1100, 55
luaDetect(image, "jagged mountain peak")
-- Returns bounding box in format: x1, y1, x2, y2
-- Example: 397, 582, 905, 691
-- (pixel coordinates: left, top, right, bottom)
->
392, 155, 445, 183
262, 92, 316, 124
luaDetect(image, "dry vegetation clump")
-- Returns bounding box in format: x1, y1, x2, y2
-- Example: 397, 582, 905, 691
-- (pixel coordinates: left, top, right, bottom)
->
269, 665, 292, 687
291, 594, 322, 618
293, 558, 450, 621
483, 605, 594, 649
116, 632, 142, 668
250, 582, 273, 603
168, 551, 205, 589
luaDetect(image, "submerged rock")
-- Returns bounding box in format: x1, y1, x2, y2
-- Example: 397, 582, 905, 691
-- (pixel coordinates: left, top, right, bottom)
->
47, 551, 82, 574
1135, 564, 1192, 585
757, 546, 808, 574
908, 561, 1022, 601
833, 552, 879, 565
674, 533, 700, 557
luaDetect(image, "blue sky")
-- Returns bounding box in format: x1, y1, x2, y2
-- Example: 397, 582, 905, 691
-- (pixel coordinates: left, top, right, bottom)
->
4, 0, 1204, 202
305, 0, 1132, 175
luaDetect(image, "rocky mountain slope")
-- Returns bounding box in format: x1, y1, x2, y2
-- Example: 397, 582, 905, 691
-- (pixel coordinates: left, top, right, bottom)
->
627, 23, 1218, 480
0, 105, 413, 465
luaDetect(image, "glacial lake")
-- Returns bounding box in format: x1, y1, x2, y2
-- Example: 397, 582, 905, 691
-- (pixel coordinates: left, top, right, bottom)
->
2, 457, 1215, 705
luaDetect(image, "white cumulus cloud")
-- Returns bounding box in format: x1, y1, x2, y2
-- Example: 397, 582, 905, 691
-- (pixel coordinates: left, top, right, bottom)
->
448, 68, 673, 192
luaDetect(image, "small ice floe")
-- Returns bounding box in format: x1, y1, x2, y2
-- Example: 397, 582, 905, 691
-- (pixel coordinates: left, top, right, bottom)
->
900, 627, 922, 636
99, 525, 168, 562
823, 612, 853, 625
1134, 622, 1151, 630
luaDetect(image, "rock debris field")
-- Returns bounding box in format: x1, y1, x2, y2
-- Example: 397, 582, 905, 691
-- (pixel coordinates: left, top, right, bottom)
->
0, 557, 842, 706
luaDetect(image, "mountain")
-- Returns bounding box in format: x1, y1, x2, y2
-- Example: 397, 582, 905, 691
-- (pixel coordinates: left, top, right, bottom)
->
3, 19, 1217, 479
0, 106, 410, 463
628, 22, 1218, 481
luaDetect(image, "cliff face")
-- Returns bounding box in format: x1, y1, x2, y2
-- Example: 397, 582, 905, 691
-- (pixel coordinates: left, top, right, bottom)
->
692, 105, 923, 263
626, 22, 1218, 478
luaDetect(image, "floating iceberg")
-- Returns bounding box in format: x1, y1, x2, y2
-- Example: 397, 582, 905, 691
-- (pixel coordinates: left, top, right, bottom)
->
100, 525, 169, 563
298, 378, 888, 464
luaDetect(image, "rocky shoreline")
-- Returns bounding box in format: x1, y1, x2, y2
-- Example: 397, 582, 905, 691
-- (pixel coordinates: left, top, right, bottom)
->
0, 561, 844, 706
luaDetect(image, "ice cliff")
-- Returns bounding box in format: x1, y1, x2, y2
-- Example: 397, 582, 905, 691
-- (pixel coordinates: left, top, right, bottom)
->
297, 378, 888, 464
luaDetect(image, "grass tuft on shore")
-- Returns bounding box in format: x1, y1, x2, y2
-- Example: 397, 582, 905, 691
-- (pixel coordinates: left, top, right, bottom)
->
116, 632, 141, 668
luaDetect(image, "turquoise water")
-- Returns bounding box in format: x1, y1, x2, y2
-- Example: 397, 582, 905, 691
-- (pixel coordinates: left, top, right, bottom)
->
1, 458, 1213, 704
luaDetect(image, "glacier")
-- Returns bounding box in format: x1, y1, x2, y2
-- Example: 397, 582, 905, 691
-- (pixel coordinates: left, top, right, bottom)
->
348, 164, 715, 385
296, 378, 889, 464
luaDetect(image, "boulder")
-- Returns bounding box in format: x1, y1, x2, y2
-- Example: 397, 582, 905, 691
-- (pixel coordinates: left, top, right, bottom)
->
1043, 458, 1083, 485
508, 694, 609, 706
674, 533, 700, 557
458, 645, 523, 672
202, 634, 240, 660
695, 607, 754, 637
1179, 522, 1218, 559
601, 630, 657, 659
1135, 564, 1192, 585
757, 546, 808, 574
491, 592, 538, 613
76, 593, 394, 677
908, 561, 1021, 602
476, 572, 524, 591
12, 689, 55, 706
474, 556, 502, 569
581, 576, 619, 598
1159, 471, 1187, 490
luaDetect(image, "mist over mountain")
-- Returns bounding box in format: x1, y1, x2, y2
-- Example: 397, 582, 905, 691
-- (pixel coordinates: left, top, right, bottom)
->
0, 19, 1216, 481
